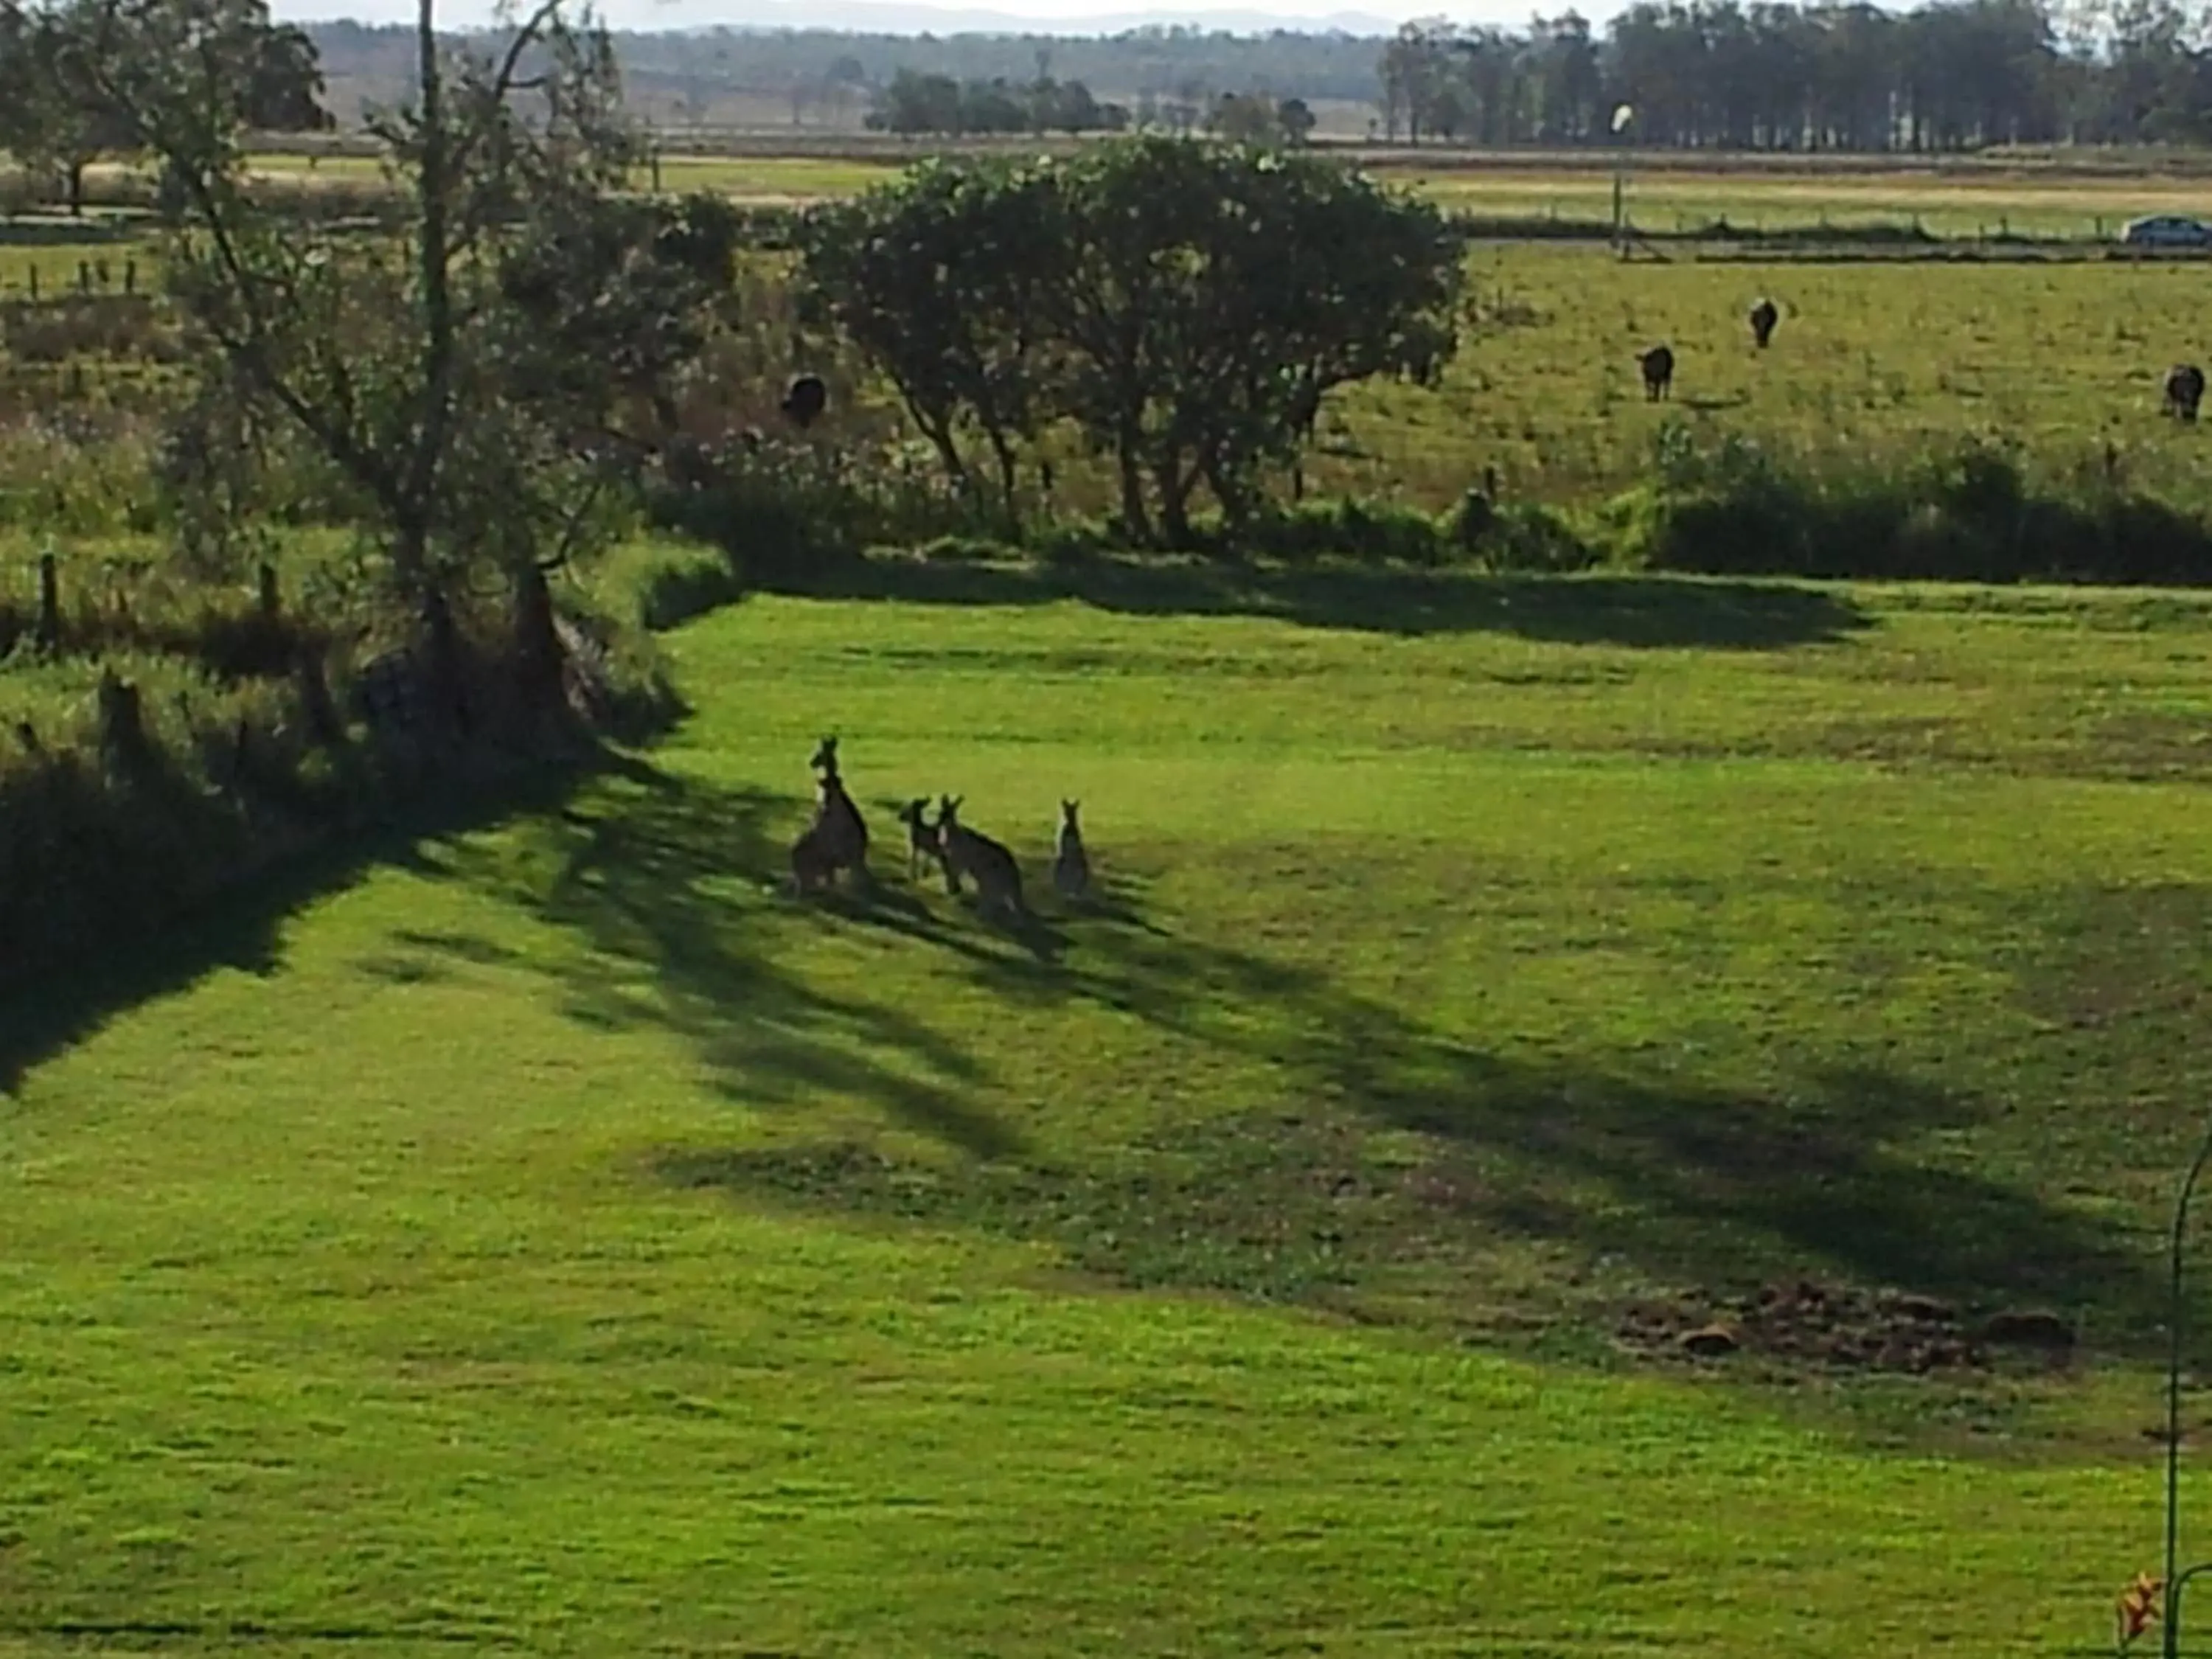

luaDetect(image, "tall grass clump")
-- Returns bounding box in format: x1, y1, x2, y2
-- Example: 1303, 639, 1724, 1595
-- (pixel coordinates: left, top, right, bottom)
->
1599, 420, 2212, 586
0, 561, 684, 993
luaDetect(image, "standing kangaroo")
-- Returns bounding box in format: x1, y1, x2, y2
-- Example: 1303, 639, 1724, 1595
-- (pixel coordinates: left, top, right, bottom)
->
937, 794, 1026, 919
786, 773, 846, 896
788, 821, 835, 896
897, 796, 946, 883
1052, 799, 1091, 902
808, 734, 870, 890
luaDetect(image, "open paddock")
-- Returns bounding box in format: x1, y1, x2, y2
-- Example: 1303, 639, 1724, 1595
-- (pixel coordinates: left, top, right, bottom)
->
7, 561, 2212, 1654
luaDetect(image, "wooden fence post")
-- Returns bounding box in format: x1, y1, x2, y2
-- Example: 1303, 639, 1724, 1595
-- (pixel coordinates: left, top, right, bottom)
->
296, 644, 343, 747
34, 552, 58, 652
96, 669, 150, 776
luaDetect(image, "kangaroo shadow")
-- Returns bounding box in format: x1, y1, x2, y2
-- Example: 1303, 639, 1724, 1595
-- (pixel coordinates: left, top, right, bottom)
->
776, 553, 1871, 650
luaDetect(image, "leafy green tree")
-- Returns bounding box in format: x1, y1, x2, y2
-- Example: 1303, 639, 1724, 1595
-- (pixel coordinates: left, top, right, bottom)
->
1208, 91, 1284, 143
808, 138, 1462, 549
1043, 138, 1463, 546
0, 4, 133, 213
800, 157, 1060, 524
52, 0, 734, 727
869, 66, 963, 133
0, 0, 325, 213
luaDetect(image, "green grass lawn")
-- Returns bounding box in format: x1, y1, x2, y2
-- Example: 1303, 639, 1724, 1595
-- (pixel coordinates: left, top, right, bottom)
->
623, 150, 2212, 232
1301, 243, 2212, 513
212, 145, 2212, 231
7, 561, 2212, 1652
1408, 165, 2212, 238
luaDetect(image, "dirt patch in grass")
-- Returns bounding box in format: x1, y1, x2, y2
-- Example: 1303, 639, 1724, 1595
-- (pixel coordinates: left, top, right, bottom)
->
661, 1104, 2110, 1397
1615, 1277, 2079, 1377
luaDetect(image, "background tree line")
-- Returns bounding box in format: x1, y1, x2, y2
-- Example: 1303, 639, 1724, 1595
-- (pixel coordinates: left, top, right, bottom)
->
302, 4, 2212, 151
866, 64, 1133, 133
863, 66, 1319, 139
1379, 0, 2212, 150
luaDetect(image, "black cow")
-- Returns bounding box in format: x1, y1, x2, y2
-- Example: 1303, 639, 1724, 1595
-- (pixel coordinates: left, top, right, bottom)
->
1749, 297, 1779, 349
2166, 362, 2205, 422
780, 375, 828, 430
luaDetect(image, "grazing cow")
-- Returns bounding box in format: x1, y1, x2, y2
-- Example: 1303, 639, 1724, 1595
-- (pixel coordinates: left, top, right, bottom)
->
807, 734, 870, 890
1639, 344, 1675, 401
781, 375, 828, 431
2166, 362, 2205, 422
1749, 297, 1780, 349
1052, 799, 1091, 902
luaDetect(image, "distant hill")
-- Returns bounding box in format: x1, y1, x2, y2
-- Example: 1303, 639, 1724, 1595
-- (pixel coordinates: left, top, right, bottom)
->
299, 15, 1398, 131
279, 0, 1402, 31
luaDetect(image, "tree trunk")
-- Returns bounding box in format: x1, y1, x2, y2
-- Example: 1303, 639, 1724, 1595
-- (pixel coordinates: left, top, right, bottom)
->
399, 0, 458, 542
1201, 447, 1256, 531
419, 582, 469, 737
296, 643, 344, 747
511, 560, 567, 721
96, 671, 151, 780
915, 410, 972, 502
1115, 422, 1152, 544
1155, 452, 1198, 549
35, 552, 59, 653
987, 429, 1022, 532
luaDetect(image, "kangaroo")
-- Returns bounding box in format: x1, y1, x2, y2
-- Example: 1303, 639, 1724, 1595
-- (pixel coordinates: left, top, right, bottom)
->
787, 772, 848, 896
787, 821, 836, 895
1052, 799, 1091, 902
937, 793, 1026, 919
807, 734, 870, 889
897, 796, 946, 883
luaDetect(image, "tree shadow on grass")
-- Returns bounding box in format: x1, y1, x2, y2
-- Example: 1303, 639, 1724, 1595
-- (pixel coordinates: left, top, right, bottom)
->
773, 554, 1873, 650
248, 759, 2169, 1408
0, 766, 585, 1098
403, 756, 1030, 1161
652, 824, 2174, 1376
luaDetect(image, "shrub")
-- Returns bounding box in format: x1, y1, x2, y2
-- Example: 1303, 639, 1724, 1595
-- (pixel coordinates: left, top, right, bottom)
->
644, 432, 968, 586
1243, 498, 1445, 566
1475, 503, 1603, 574
1601, 426, 2212, 587
584, 537, 748, 633
0, 538, 689, 995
